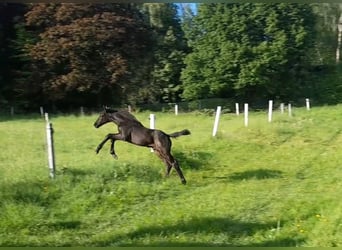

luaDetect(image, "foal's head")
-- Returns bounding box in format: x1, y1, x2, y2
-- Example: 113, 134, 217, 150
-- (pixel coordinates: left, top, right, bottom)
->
94, 107, 117, 128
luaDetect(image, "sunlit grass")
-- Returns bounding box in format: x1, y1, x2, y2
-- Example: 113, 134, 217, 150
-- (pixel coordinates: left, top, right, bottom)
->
0, 105, 341, 246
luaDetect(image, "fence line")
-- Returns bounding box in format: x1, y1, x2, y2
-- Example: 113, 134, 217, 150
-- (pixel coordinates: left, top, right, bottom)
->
1, 97, 313, 116
0, 98, 313, 181
29, 98, 311, 179
209, 98, 312, 134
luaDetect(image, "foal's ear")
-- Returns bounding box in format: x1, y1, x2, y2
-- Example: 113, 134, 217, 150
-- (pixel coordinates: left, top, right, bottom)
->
104, 106, 110, 113
104, 106, 116, 113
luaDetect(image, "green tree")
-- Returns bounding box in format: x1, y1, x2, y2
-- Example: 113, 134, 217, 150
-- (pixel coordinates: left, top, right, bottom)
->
138, 3, 187, 104
10, 19, 42, 109
308, 3, 342, 104
310, 3, 342, 65
181, 3, 316, 103
0, 3, 27, 107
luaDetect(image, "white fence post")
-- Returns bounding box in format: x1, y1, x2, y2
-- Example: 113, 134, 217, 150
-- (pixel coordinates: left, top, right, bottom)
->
149, 114, 155, 152
45, 112, 49, 122
45, 113, 56, 179
150, 114, 155, 129
280, 103, 284, 114
40, 106, 44, 117
288, 103, 292, 117
268, 100, 273, 123
128, 105, 132, 113
175, 104, 178, 115
10, 107, 14, 116
80, 106, 84, 116
235, 103, 239, 116
212, 106, 221, 137
306, 98, 310, 111
244, 103, 249, 127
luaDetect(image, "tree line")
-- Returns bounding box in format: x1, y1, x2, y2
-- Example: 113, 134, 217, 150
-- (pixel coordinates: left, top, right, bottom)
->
1, 3, 342, 112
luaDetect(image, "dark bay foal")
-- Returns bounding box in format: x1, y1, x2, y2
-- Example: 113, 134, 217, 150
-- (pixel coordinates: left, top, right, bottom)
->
94, 108, 190, 184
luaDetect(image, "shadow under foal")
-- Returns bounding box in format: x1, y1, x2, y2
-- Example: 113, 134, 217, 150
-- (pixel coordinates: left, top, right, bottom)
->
94, 108, 191, 184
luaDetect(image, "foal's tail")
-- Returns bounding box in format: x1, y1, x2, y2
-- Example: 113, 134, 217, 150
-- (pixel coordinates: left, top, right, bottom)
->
168, 129, 191, 138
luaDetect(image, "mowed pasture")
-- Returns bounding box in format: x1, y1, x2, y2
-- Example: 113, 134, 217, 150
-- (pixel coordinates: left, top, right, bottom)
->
0, 105, 341, 246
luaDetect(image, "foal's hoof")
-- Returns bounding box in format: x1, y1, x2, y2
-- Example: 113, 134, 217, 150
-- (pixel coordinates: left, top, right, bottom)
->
111, 153, 118, 159
181, 179, 187, 185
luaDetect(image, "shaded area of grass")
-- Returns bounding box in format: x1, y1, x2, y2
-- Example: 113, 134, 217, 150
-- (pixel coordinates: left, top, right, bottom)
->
229, 169, 283, 181
94, 216, 303, 247
173, 150, 213, 170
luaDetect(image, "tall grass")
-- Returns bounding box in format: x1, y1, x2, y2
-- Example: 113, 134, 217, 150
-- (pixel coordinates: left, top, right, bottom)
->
0, 106, 341, 246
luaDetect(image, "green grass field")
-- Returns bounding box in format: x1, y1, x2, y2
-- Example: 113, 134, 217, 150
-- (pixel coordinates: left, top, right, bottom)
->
0, 105, 341, 246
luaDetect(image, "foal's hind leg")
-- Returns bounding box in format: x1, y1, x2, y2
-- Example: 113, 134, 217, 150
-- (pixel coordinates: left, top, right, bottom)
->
154, 132, 186, 184
109, 139, 118, 159
154, 149, 172, 177
158, 150, 186, 185
171, 157, 186, 185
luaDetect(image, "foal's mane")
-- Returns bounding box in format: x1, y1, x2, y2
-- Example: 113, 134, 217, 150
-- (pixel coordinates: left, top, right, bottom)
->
118, 110, 141, 123
107, 109, 143, 126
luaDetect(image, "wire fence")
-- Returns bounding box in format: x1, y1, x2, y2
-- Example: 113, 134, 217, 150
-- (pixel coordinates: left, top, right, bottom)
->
0, 97, 314, 117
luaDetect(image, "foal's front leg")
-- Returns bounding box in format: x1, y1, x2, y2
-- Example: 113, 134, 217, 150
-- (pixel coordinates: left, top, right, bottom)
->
95, 134, 112, 154
96, 133, 121, 158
